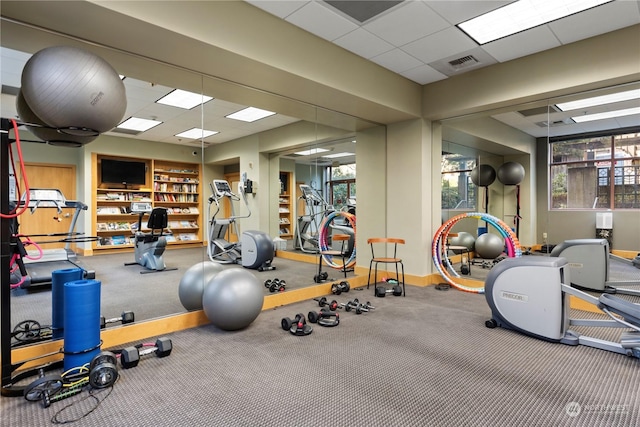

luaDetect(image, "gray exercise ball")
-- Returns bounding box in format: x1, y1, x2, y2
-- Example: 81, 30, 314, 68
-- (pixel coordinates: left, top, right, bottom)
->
16, 90, 98, 146
497, 162, 525, 186
475, 233, 505, 259
470, 164, 496, 187
449, 231, 475, 253
21, 45, 127, 135
178, 261, 223, 311
202, 268, 264, 331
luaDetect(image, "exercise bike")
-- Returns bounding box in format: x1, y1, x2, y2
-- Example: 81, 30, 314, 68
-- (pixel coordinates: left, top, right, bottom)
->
550, 238, 640, 296
207, 179, 274, 270
485, 256, 640, 359
125, 202, 176, 274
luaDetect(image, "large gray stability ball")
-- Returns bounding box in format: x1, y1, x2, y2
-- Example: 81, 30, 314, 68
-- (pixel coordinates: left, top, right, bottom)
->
20, 45, 127, 136
497, 162, 525, 186
470, 164, 496, 187
475, 233, 505, 259
16, 90, 98, 146
449, 231, 475, 253
178, 261, 224, 311
202, 268, 264, 331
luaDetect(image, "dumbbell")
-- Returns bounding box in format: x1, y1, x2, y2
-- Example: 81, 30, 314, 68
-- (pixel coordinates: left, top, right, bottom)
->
281, 313, 312, 336
313, 272, 329, 283
375, 285, 403, 297
264, 278, 286, 293
331, 281, 350, 295
120, 337, 173, 369
307, 309, 340, 327
340, 299, 370, 314
100, 311, 135, 329
313, 297, 340, 311
265, 278, 286, 292
351, 298, 375, 311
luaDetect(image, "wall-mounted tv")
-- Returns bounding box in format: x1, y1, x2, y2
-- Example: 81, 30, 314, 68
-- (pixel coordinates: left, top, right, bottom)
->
101, 158, 147, 185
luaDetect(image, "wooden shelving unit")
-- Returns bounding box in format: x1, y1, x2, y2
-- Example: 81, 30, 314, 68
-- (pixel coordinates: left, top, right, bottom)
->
152, 161, 202, 245
92, 154, 202, 252
278, 171, 293, 239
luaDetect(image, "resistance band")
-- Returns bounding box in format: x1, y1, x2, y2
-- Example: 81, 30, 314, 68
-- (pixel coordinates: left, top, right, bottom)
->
63, 279, 101, 371
432, 212, 521, 294
318, 211, 356, 270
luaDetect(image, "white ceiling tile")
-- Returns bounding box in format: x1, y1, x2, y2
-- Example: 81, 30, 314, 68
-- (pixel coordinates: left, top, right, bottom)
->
286, 1, 358, 41
548, 0, 640, 45
614, 112, 640, 128
424, 0, 512, 25
363, 1, 449, 46
334, 28, 395, 59
402, 27, 477, 64
245, 0, 309, 18
400, 64, 447, 85
482, 25, 562, 63
370, 48, 423, 73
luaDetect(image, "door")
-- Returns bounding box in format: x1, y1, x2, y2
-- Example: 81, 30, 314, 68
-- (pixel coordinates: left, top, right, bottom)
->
224, 172, 241, 243
14, 163, 77, 251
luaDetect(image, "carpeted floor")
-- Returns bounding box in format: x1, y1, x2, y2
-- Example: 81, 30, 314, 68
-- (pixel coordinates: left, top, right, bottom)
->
3, 284, 639, 427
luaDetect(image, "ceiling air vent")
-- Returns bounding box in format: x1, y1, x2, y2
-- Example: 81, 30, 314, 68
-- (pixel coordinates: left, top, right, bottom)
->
535, 118, 576, 128
448, 55, 479, 71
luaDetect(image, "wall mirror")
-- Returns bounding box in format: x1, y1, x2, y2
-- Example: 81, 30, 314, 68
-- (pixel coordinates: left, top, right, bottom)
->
436, 81, 640, 285
1, 15, 384, 361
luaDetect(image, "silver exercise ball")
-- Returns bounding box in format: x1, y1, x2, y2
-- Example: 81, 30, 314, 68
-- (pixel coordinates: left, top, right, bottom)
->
470, 164, 496, 187
21, 45, 127, 135
449, 231, 475, 253
497, 162, 525, 186
16, 90, 98, 146
202, 268, 264, 331
475, 233, 505, 259
178, 261, 224, 311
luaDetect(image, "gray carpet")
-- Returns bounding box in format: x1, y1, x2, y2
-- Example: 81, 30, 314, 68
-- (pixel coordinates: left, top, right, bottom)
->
3, 285, 638, 427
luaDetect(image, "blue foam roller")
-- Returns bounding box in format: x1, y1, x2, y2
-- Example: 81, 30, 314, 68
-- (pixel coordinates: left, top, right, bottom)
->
63, 279, 101, 371
51, 268, 83, 339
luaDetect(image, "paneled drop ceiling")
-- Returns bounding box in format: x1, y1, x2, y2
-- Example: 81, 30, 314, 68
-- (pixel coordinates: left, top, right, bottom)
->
1, 0, 639, 150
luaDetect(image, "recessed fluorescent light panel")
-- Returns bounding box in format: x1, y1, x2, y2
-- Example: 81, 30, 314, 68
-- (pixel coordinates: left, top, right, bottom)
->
157, 89, 213, 110
117, 117, 162, 132
458, 0, 614, 45
175, 128, 218, 139
556, 89, 640, 111
572, 107, 640, 123
226, 107, 276, 122
294, 148, 329, 156
322, 152, 354, 159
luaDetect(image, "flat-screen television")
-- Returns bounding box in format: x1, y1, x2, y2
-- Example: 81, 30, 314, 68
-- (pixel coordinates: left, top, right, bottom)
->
101, 159, 147, 185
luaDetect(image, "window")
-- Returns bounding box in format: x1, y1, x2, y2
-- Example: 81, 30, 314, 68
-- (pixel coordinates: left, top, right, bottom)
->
327, 163, 356, 212
441, 153, 477, 210
549, 131, 640, 210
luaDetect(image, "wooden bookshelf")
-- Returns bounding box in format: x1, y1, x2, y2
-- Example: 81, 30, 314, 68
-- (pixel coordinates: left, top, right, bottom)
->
278, 171, 293, 239
92, 154, 203, 252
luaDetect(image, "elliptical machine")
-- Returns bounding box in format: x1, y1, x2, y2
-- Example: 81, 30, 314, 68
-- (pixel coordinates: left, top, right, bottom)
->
125, 202, 176, 274
294, 184, 333, 254
550, 239, 640, 296
207, 179, 274, 270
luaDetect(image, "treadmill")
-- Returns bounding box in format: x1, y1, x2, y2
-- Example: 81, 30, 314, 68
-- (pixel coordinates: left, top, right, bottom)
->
12, 189, 95, 289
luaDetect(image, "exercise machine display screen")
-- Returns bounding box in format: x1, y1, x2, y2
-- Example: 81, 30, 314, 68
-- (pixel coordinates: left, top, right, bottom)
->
213, 180, 233, 197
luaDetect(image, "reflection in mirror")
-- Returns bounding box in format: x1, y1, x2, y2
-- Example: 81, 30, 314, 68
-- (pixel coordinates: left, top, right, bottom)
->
436, 81, 640, 290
